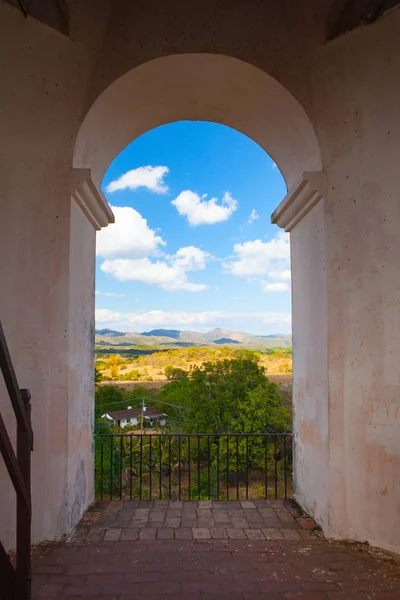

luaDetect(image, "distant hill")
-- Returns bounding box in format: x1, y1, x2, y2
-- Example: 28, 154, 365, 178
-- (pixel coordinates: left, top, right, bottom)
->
141, 329, 181, 339
95, 327, 291, 349
96, 328, 124, 337
213, 338, 241, 345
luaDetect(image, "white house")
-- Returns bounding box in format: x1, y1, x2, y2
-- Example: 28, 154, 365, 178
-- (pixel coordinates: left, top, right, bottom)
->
102, 405, 167, 429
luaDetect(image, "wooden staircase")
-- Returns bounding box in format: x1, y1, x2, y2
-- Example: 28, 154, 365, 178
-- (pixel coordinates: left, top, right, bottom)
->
0, 322, 33, 600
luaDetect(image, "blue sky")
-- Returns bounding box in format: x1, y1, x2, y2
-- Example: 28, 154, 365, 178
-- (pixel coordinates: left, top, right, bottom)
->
95, 121, 291, 335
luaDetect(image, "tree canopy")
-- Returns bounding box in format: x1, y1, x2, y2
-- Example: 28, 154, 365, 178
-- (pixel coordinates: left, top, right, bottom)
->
158, 358, 291, 434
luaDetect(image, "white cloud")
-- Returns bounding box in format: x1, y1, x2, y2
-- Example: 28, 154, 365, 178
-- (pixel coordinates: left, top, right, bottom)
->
172, 190, 238, 225
97, 201, 210, 291
127, 310, 220, 328
247, 209, 259, 224
267, 269, 291, 282
106, 166, 169, 194
100, 246, 209, 292
173, 246, 209, 270
96, 206, 165, 259
95, 291, 125, 298
224, 231, 291, 293
224, 231, 290, 277
95, 308, 124, 323
95, 309, 291, 333
261, 282, 290, 292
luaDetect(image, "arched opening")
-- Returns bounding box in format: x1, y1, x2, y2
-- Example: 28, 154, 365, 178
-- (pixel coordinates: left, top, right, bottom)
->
72, 53, 324, 515
73, 53, 322, 191
93, 120, 294, 500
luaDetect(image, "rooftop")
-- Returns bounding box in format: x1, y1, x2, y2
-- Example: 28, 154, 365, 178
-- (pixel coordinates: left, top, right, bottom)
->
107, 406, 166, 420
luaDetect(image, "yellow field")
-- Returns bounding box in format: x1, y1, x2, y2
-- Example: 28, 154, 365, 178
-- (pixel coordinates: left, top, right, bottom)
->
96, 346, 292, 385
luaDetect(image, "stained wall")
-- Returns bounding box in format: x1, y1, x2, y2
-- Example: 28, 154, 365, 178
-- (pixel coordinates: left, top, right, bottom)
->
0, 0, 399, 552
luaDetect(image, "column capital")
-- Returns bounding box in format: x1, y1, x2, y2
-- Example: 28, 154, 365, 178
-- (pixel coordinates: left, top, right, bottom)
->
69, 169, 114, 230
271, 171, 327, 232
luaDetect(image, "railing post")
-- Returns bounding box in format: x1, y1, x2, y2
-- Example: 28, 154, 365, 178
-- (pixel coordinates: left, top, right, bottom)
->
16, 388, 32, 600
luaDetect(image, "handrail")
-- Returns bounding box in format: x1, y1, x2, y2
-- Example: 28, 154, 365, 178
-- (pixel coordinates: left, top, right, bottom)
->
94, 432, 293, 503
0, 324, 32, 440
0, 321, 33, 600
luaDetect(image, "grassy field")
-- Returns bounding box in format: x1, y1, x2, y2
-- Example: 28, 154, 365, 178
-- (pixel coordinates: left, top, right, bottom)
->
96, 346, 292, 384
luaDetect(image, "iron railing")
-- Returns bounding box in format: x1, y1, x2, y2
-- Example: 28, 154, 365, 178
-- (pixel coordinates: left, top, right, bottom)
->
94, 433, 292, 502
0, 322, 33, 600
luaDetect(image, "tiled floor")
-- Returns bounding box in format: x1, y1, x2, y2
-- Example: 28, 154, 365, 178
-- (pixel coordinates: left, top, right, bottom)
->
32, 499, 400, 599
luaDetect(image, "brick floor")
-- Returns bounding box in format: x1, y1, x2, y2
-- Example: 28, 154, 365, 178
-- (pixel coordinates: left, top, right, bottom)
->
32, 500, 400, 599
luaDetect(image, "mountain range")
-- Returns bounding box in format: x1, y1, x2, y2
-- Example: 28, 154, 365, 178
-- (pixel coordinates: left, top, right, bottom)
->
95, 328, 292, 349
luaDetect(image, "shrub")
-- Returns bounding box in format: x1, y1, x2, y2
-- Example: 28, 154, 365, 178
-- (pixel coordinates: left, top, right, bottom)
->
120, 369, 140, 381
110, 365, 120, 379
107, 355, 125, 367
165, 365, 188, 380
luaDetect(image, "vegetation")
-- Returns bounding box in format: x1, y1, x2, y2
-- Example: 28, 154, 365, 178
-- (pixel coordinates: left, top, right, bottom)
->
94, 357, 293, 500
95, 345, 292, 383
164, 365, 188, 380
158, 358, 290, 434
94, 384, 155, 420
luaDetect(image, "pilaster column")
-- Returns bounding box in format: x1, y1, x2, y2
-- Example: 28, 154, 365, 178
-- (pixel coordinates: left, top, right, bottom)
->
272, 171, 330, 530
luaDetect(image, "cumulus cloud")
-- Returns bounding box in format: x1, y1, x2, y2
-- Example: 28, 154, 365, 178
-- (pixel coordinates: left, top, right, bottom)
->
261, 282, 290, 292
96, 205, 165, 259
95, 309, 291, 332
267, 269, 291, 282
173, 246, 209, 270
224, 231, 291, 293
224, 231, 290, 277
100, 246, 209, 292
96, 201, 210, 291
172, 190, 238, 225
247, 209, 259, 224
95, 291, 125, 298
106, 166, 169, 194
96, 309, 220, 328
95, 308, 124, 323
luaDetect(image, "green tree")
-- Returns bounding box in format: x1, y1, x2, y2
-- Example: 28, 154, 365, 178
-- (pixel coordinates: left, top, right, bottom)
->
159, 358, 290, 434
95, 385, 125, 419
165, 365, 188, 380
95, 365, 102, 385
186, 359, 275, 433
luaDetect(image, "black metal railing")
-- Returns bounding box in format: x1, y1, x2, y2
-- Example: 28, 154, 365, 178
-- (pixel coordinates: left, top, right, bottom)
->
0, 322, 33, 600
94, 433, 292, 502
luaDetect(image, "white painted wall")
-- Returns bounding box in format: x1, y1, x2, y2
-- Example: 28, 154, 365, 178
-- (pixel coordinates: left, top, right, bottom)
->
0, 0, 399, 553
290, 199, 329, 528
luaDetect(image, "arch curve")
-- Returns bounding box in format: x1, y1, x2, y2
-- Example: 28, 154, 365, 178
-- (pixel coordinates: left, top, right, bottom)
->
74, 53, 321, 192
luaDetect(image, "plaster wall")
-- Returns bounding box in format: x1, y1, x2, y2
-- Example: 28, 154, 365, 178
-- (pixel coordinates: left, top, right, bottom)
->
0, 0, 399, 553
66, 199, 97, 530
290, 200, 329, 529
0, 2, 107, 549
272, 10, 400, 551
313, 15, 400, 552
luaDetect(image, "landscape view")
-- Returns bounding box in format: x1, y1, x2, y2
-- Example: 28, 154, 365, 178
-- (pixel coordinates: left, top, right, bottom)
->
94, 122, 293, 501
94, 326, 293, 501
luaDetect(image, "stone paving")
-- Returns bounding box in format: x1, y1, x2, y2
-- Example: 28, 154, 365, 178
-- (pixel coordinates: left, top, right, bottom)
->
32, 499, 400, 599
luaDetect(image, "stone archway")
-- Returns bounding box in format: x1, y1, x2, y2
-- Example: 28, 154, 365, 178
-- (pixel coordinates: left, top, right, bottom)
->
72, 52, 329, 536
1, 2, 399, 555
73, 53, 322, 191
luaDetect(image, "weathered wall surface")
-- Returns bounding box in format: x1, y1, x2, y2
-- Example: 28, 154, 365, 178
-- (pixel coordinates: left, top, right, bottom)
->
66, 199, 97, 531
0, 0, 399, 552
314, 13, 400, 552
290, 199, 329, 530
0, 2, 107, 549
